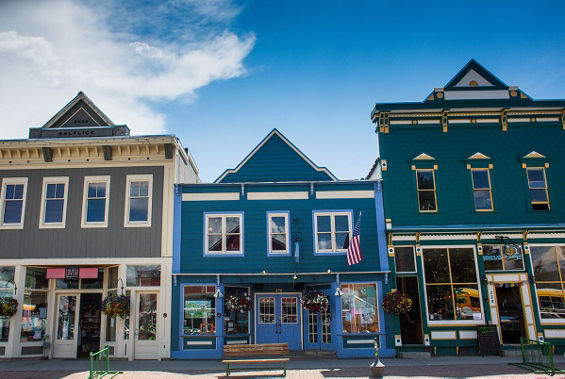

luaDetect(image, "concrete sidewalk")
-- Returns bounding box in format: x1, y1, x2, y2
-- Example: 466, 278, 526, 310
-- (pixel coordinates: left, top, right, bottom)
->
0, 355, 563, 378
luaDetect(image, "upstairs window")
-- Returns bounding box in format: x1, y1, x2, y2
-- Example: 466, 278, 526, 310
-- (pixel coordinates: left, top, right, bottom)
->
125, 175, 152, 227
40, 177, 68, 228
416, 169, 437, 212
205, 213, 243, 255
526, 168, 550, 210
314, 212, 351, 253
82, 176, 110, 227
471, 169, 493, 211
267, 212, 289, 255
0, 178, 27, 228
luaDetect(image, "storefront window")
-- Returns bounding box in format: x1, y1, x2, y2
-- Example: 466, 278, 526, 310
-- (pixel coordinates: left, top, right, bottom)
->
483, 244, 524, 271
126, 265, 160, 287
0, 266, 15, 342
183, 285, 215, 335
341, 283, 378, 333
21, 268, 49, 342
423, 248, 482, 321
531, 245, 565, 319
224, 287, 249, 335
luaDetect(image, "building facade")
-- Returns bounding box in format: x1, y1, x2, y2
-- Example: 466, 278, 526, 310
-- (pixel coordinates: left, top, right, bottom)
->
371, 60, 565, 355
0, 92, 198, 359
171, 129, 394, 359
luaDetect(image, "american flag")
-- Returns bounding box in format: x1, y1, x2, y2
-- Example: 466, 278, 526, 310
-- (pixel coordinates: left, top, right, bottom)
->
347, 213, 362, 265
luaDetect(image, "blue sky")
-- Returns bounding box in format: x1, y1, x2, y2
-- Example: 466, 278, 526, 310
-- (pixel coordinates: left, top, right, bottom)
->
1, 1, 565, 182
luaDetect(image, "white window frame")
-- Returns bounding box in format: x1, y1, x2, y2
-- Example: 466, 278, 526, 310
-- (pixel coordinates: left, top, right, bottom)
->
81, 176, 111, 228
39, 176, 69, 229
313, 211, 352, 254
124, 174, 153, 227
204, 213, 243, 256
0, 177, 28, 229
267, 212, 290, 255
394, 246, 417, 274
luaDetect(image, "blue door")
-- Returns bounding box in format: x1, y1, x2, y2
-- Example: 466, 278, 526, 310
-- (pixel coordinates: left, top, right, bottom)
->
256, 294, 302, 350
304, 291, 332, 351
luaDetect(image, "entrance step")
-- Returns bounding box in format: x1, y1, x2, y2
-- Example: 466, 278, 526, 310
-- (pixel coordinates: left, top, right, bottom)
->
303, 350, 337, 358
397, 351, 432, 359
501, 348, 522, 357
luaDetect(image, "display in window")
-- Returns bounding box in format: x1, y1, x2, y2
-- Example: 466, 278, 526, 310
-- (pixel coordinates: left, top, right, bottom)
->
183, 285, 215, 335
341, 284, 378, 333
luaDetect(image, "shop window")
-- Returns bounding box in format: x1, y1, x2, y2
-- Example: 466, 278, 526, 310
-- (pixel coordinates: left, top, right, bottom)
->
423, 248, 482, 321
183, 285, 216, 335
205, 213, 243, 255
483, 244, 524, 271
224, 287, 249, 335
341, 283, 378, 333
415, 169, 437, 212
82, 176, 110, 227
105, 266, 120, 343
314, 212, 352, 253
0, 266, 15, 342
125, 175, 153, 227
124, 290, 131, 340
530, 245, 565, 319
56, 268, 104, 289
21, 268, 49, 343
267, 212, 290, 255
526, 168, 550, 210
126, 265, 160, 287
0, 178, 27, 228
39, 177, 69, 228
394, 246, 416, 273
471, 169, 493, 211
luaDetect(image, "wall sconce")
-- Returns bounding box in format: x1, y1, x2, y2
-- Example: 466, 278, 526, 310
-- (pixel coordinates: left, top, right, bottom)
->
117, 278, 125, 295
334, 287, 343, 297
214, 274, 223, 298
8, 280, 17, 296
292, 272, 297, 280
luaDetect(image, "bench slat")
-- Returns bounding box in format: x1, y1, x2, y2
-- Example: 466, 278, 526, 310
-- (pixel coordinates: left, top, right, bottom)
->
222, 358, 290, 364
223, 343, 289, 358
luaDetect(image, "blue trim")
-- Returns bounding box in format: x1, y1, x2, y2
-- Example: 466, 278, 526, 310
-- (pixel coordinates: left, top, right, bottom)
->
202, 211, 245, 257
266, 211, 291, 256
172, 185, 182, 274
374, 182, 390, 272
312, 209, 353, 256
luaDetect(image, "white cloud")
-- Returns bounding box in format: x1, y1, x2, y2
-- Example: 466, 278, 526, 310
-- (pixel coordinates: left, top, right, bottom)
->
0, 0, 254, 137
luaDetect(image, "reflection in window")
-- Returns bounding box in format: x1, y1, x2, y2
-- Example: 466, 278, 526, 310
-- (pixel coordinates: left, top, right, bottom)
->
423, 248, 482, 321
126, 265, 160, 287
224, 287, 249, 335
183, 286, 215, 335
138, 293, 157, 340
1, 179, 26, 226
268, 213, 289, 253
531, 245, 565, 319
314, 212, 351, 253
206, 214, 242, 254
394, 247, 416, 273
526, 168, 550, 210
42, 180, 67, 225
0, 266, 14, 342
341, 283, 378, 333
416, 169, 437, 212
483, 244, 524, 271
281, 297, 298, 323
128, 180, 150, 222
471, 169, 493, 211
57, 295, 76, 340
259, 297, 275, 324
84, 178, 109, 225
21, 268, 48, 343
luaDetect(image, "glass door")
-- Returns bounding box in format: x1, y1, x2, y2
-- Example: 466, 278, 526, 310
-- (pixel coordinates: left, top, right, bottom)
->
53, 294, 79, 358
305, 291, 332, 351
134, 292, 158, 359
496, 285, 526, 344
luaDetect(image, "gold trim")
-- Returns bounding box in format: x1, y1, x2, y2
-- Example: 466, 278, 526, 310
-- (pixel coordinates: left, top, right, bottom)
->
442, 111, 448, 132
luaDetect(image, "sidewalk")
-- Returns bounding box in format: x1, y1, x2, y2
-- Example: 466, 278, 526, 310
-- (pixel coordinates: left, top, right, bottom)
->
0, 355, 563, 378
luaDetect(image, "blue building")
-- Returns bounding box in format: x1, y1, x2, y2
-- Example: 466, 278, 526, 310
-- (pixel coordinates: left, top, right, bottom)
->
170, 129, 393, 358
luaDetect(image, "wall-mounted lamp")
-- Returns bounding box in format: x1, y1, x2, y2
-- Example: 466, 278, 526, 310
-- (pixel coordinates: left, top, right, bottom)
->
213, 274, 223, 298
117, 278, 125, 296
262, 270, 267, 275
334, 287, 343, 297
292, 272, 298, 280
7, 280, 17, 296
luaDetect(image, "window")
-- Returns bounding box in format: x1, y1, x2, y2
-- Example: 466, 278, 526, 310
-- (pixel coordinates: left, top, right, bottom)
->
530, 245, 565, 319
224, 287, 249, 335
205, 213, 243, 255
125, 175, 152, 227
341, 283, 378, 333
39, 177, 69, 228
483, 244, 524, 271
423, 247, 482, 322
415, 169, 437, 212
126, 265, 160, 287
56, 268, 104, 289
0, 266, 15, 342
394, 246, 416, 273
526, 168, 550, 210
21, 267, 49, 343
314, 212, 351, 253
82, 176, 110, 227
471, 169, 493, 211
259, 297, 275, 324
105, 266, 119, 343
0, 178, 27, 228
183, 285, 216, 336
267, 212, 289, 255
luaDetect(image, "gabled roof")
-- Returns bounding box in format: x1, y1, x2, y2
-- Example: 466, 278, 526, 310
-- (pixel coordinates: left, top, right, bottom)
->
42, 91, 114, 129
412, 153, 435, 160
215, 129, 337, 183
468, 152, 491, 160
444, 59, 508, 90
523, 151, 546, 159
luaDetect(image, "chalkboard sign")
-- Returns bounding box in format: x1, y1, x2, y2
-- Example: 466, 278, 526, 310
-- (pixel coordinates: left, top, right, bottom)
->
476, 325, 500, 356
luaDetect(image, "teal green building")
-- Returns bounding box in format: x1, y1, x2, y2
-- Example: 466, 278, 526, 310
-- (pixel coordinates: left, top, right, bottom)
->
370, 60, 565, 355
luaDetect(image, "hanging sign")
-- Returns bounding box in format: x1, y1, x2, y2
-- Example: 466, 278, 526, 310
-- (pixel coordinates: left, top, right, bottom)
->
65, 267, 80, 280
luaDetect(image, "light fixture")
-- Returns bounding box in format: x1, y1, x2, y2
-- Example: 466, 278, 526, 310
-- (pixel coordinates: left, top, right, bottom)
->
117, 278, 125, 295
262, 270, 266, 274
334, 287, 343, 297
327, 269, 331, 274
213, 288, 223, 298
8, 280, 17, 296
293, 272, 297, 280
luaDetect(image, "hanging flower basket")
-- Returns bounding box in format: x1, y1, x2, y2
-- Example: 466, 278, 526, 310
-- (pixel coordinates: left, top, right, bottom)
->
382, 290, 413, 314
0, 297, 18, 317
102, 294, 130, 318
301, 291, 329, 313
225, 293, 253, 313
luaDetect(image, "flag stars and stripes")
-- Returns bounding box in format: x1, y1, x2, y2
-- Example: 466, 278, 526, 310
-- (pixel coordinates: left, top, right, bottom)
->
347, 213, 362, 265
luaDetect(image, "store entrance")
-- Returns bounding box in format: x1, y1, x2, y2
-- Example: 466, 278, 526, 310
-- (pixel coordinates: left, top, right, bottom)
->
396, 276, 424, 345
77, 293, 102, 358
495, 285, 526, 344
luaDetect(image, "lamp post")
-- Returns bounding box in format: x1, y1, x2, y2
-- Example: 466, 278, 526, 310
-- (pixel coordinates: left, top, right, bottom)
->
369, 334, 385, 378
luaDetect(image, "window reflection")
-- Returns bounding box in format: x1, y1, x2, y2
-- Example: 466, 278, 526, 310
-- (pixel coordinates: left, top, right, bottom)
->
531, 245, 565, 319
341, 283, 378, 333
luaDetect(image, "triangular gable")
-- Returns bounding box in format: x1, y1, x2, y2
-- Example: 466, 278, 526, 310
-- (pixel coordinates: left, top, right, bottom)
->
412, 153, 435, 161
444, 59, 508, 90
468, 152, 491, 160
523, 151, 546, 159
42, 92, 114, 128
215, 129, 337, 183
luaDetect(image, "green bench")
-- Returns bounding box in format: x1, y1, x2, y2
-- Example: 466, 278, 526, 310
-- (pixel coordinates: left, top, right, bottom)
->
222, 343, 290, 377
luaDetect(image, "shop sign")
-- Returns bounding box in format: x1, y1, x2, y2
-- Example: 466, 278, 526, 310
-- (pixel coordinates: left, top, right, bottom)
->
65, 267, 80, 280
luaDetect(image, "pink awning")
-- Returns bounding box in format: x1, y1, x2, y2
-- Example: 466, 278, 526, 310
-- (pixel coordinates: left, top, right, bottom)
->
79, 268, 98, 279
46, 268, 65, 279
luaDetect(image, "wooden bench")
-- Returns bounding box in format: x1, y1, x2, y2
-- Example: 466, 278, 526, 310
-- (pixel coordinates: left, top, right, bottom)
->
222, 343, 290, 377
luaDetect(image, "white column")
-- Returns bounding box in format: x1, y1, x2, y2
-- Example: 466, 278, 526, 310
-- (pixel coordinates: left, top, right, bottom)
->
7, 265, 25, 358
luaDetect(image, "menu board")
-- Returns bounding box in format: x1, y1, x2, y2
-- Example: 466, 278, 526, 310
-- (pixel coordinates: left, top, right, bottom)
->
476, 325, 500, 356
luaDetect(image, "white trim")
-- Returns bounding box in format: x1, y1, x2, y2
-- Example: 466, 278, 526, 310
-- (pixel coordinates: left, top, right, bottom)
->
459, 330, 477, 339
268, 212, 290, 254
431, 331, 457, 340
124, 174, 153, 228
313, 212, 352, 254
247, 191, 308, 200
0, 177, 28, 229
543, 329, 565, 338
215, 129, 337, 182
444, 90, 510, 100
346, 339, 375, 344
81, 176, 110, 228
39, 176, 69, 229
182, 192, 239, 201
184, 340, 213, 346
225, 340, 247, 345
205, 213, 243, 255
315, 190, 374, 199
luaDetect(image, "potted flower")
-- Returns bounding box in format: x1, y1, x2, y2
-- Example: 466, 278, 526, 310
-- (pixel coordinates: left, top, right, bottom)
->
382, 290, 413, 314
225, 293, 253, 313
102, 294, 130, 318
301, 291, 329, 313
0, 297, 18, 317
